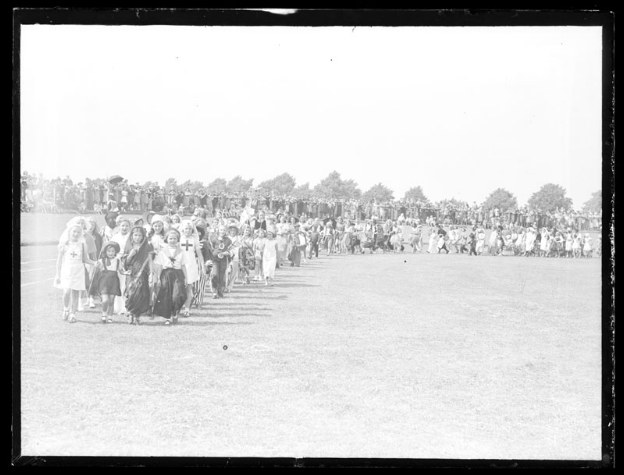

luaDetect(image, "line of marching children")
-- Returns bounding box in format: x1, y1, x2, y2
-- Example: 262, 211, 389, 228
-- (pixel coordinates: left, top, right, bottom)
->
54, 211, 310, 325
418, 224, 600, 258
54, 211, 601, 325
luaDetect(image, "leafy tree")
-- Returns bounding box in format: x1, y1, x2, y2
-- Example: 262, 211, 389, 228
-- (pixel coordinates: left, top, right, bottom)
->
292, 182, 312, 199
583, 190, 602, 214
206, 178, 227, 194
312, 171, 362, 200
164, 177, 178, 190
403, 186, 428, 204
258, 173, 296, 195
362, 183, 394, 203
341, 178, 362, 200
482, 188, 518, 212
227, 176, 254, 193
179, 180, 194, 191
190, 180, 204, 192
527, 183, 573, 213
142, 181, 158, 189
178, 180, 205, 192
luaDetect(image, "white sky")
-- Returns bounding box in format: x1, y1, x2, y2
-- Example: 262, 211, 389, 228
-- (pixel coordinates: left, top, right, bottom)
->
20, 25, 602, 207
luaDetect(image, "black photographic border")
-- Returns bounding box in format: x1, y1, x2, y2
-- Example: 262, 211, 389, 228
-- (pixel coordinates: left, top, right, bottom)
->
11, 7, 615, 469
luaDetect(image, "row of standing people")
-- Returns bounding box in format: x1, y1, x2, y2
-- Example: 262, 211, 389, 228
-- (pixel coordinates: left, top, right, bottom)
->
418, 225, 599, 257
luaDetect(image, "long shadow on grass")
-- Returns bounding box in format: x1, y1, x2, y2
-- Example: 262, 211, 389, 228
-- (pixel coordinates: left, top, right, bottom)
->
201, 310, 272, 316
270, 274, 313, 280
201, 312, 273, 318
266, 283, 319, 289
201, 305, 273, 311
74, 317, 261, 326
227, 294, 288, 300
235, 280, 319, 288
170, 320, 257, 326
129, 320, 256, 326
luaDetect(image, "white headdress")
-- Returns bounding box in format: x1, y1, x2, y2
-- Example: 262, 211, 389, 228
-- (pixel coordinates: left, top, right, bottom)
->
58, 216, 86, 246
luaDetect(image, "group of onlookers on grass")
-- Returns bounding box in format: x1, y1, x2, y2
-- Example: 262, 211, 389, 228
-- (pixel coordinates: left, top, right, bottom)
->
413, 223, 600, 258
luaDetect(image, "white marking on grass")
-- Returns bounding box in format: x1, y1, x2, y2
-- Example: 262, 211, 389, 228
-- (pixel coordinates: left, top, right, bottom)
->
21, 277, 54, 287
21, 259, 57, 264
20, 266, 56, 273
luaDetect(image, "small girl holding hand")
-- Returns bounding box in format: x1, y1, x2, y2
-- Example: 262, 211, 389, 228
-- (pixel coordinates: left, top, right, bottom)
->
253, 229, 266, 282
262, 230, 279, 286
91, 242, 123, 323
583, 233, 593, 258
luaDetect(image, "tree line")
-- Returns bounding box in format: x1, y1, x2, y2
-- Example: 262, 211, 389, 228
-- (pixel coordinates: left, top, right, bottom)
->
22, 170, 602, 215
161, 171, 601, 214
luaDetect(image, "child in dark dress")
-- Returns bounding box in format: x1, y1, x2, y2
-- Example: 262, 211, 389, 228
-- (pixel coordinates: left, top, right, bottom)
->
90, 241, 123, 323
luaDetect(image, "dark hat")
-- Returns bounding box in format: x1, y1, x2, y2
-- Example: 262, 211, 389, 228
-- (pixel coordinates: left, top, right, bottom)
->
100, 241, 121, 258
194, 218, 207, 231
104, 211, 119, 224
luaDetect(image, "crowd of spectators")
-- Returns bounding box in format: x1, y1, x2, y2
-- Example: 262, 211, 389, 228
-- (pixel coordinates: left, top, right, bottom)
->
20, 172, 602, 231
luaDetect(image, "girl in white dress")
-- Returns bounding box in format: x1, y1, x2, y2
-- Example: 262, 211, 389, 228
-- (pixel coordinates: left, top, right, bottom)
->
179, 220, 205, 317
524, 228, 536, 256
583, 234, 593, 257
510, 229, 518, 255
276, 216, 290, 266
540, 229, 550, 257
262, 229, 279, 285
427, 229, 437, 253
54, 223, 96, 323
111, 219, 132, 316
253, 229, 267, 281
572, 233, 582, 258
515, 229, 525, 255
149, 215, 167, 254
565, 232, 574, 258
476, 228, 486, 255
488, 228, 498, 255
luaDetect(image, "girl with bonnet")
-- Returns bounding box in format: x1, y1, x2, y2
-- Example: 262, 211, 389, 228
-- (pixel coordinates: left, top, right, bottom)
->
148, 214, 167, 254
111, 218, 133, 316
54, 221, 96, 323
170, 213, 182, 230
179, 220, 205, 317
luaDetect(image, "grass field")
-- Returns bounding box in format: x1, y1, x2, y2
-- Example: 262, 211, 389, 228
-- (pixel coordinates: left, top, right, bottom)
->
18, 214, 603, 459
